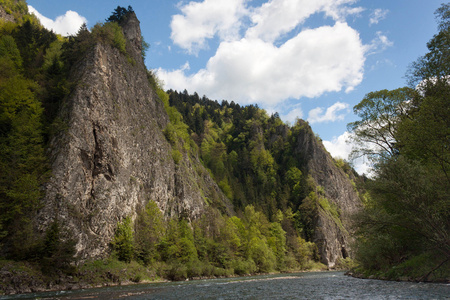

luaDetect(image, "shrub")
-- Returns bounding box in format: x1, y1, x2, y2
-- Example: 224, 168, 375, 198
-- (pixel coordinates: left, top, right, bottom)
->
166, 262, 188, 281
91, 22, 126, 54
231, 258, 257, 275
172, 149, 182, 165
111, 217, 134, 263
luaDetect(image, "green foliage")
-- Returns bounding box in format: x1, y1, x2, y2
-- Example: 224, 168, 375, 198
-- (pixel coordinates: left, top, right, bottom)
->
39, 220, 77, 274
0, 0, 36, 24
78, 258, 156, 285
396, 81, 450, 174
91, 22, 127, 54
171, 149, 182, 165
111, 217, 134, 263
0, 3, 347, 283
134, 201, 164, 265
335, 257, 357, 270
247, 236, 276, 273
163, 89, 343, 237
351, 4, 450, 281
114, 204, 322, 280
106, 6, 134, 24
347, 87, 416, 162
0, 27, 49, 257
292, 237, 317, 269
218, 178, 233, 200
141, 35, 150, 60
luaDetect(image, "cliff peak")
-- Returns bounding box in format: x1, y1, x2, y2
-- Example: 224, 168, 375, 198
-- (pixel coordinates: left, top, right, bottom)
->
121, 11, 143, 64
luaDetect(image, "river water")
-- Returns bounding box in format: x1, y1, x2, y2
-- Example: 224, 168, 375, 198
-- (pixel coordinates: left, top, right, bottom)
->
1, 271, 449, 300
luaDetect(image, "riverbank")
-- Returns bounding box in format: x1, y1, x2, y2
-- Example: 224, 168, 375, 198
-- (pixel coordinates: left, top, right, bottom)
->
0, 259, 329, 296
0, 259, 165, 295
3, 271, 450, 300
345, 267, 450, 284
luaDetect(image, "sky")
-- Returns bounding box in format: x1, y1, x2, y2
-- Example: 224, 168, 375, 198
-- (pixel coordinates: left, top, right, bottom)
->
26, 0, 443, 174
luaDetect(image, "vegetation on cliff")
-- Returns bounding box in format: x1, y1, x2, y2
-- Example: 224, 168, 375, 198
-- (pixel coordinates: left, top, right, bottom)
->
113, 201, 323, 280
0, 4, 359, 293
349, 3, 450, 282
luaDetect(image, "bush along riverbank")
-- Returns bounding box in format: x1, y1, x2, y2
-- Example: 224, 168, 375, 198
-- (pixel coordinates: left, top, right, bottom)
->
0, 257, 329, 295
345, 255, 450, 283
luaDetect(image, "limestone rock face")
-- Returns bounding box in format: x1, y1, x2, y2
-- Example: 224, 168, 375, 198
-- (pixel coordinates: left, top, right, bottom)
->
39, 14, 233, 260
293, 120, 361, 267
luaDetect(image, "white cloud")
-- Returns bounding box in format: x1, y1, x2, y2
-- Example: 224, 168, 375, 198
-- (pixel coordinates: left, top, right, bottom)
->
170, 0, 247, 54
369, 8, 389, 25
323, 131, 353, 160
280, 106, 303, 125
160, 0, 394, 107
159, 21, 365, 106
365, 31, 393, 55
28, 5, 87, 36
307, 102, 349, 124
323, 131, 372, 175
246, 0, 363, 42
246, 0, 324, 42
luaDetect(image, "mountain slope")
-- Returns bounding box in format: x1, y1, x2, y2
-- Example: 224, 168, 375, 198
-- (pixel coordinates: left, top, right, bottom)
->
0, 3, 362, 269
38, 12, 233, 260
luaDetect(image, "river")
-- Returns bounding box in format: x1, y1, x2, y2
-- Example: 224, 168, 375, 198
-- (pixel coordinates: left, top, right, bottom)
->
1, 271, 449, 299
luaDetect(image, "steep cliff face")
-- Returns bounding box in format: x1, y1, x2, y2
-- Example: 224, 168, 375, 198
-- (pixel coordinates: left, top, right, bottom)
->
39, 14, 233, 260
293, 120, 361, 267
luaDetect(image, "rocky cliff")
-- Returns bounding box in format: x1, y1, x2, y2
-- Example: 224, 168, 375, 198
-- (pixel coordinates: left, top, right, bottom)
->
38, 13, 233, 260
293, 120, 361, 267
37, 12, 361, 267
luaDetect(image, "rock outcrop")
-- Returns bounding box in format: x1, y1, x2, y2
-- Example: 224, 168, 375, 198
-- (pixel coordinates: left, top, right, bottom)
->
293, 120, 361, 267
39, 13, 233, 260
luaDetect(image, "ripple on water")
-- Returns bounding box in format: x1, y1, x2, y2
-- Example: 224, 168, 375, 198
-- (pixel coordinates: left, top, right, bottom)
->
1, 272, 449, 300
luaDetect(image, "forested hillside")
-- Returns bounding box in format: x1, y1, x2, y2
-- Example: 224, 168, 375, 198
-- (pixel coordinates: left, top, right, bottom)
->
0, 3, 364, 292
2, 0, 447, 294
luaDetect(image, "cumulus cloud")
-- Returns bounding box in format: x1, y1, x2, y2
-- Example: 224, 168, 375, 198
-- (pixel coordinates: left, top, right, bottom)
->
307, 102, 349, 124
323, 131, 353, 160
280, 106, 303, 125
369, 8, 389, 25
28, 5, 87, 36
170, 0, 247, 54
323, 131, 372, 175
159, 21, 365, 106
247, 0, 325, 42
159, 0, 395, 107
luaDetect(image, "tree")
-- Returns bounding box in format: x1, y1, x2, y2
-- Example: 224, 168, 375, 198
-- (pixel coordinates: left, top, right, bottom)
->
408, 3, 450, 86
111, 217, 134, 263
39, 220, 77, 273
347, 87, 416, 162
106, 6, 134, 24
396, 82, 450, 180
134, 200, 164, 265
351, 3, 450, 280
0, 34, 48, 258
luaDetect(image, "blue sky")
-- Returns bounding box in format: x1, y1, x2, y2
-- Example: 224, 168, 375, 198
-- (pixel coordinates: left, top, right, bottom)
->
27, 0, 443, 174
